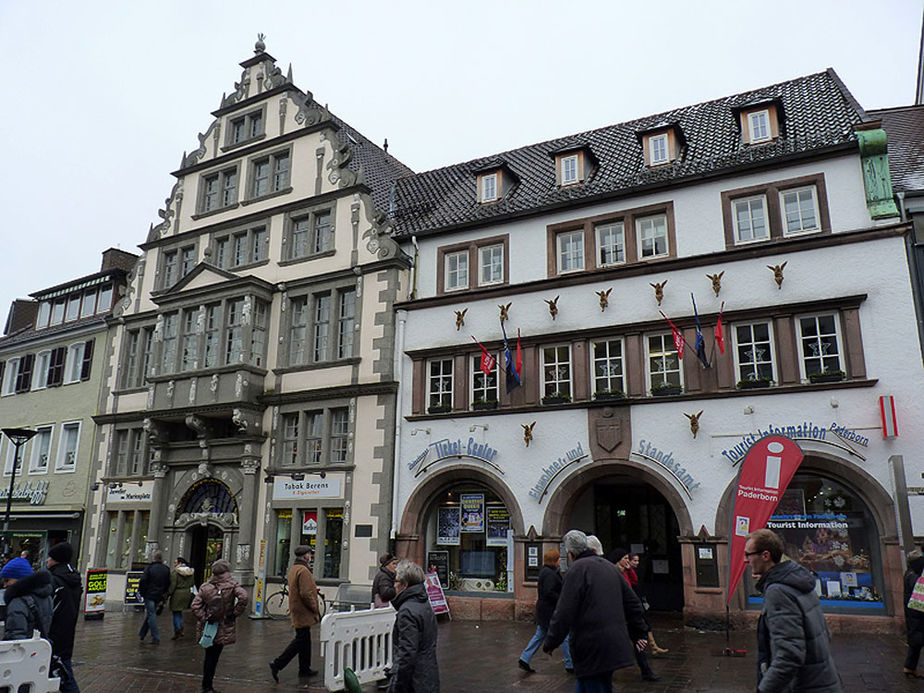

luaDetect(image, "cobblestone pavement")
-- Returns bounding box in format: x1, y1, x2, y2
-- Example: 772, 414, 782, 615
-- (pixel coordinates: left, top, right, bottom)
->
69, 610, 918, 692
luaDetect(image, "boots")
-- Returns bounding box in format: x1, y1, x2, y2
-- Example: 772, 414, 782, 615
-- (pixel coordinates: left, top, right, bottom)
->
172, 628, 184, 640
648, 631, 668, 655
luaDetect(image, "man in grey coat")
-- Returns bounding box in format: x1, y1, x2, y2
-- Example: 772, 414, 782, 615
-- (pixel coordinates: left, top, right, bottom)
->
388, 560, 438, 692
745, 529, 842, 693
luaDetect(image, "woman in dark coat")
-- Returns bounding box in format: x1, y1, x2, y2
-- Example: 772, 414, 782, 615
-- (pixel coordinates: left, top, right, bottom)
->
372, 553, 398, 607
191, 560, 249, 693
388, 560, 439, 692
518, 548, 572, 673
903, 549, 924, 679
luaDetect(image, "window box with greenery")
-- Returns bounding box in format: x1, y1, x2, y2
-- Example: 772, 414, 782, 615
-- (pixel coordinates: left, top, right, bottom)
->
427, 404, 453, 414
593, 389, 626, 401
471, 399, 498, 411
737, 377, 772, 390
808, 370, 845, 384
542, 392, 572, 405
650, 382, 682, 397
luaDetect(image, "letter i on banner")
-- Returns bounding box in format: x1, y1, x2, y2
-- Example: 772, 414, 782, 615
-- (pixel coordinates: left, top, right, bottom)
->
726, 436, 804, 603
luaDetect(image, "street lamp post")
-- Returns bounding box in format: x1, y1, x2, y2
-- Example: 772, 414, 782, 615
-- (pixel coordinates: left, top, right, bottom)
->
1, 427, 37, 558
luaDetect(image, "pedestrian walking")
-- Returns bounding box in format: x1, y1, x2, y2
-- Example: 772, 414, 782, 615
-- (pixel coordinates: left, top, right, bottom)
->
627, 553, 668, 654
745, 528, 842, 692
167, 556, 196, 639
191, 559, 248, 693
138, 550, 171, 644
388, 560, 439, 692
373, 553, 399, 607
544, 530, 649, 693
268, 545, 320, 683
902, 548, 924, 679
610, 548, 660, 682
46, 542, 83, 693
518, 548, 573, 674
1, 556, 52, 640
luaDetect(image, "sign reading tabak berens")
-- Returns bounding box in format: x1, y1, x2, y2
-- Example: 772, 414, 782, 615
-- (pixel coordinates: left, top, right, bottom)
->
272, 474, 344, 501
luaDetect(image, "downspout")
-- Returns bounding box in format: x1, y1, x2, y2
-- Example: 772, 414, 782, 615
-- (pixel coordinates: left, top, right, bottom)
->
391, 308, 408, 541
410, 236, 419, 300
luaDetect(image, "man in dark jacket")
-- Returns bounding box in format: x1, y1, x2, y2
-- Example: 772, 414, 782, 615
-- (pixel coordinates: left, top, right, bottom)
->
372, 553, 398, 607
138, 550, 171, 644
1, 557, 53, 640
388, 560, 439, 692
543, 530, 649, 692
745, 529, 842, 693
903, 549, 924, 678
46, 542, 82, 693
518, 548, 572, 673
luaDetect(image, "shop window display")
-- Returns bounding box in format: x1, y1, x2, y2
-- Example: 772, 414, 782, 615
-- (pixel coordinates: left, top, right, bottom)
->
427, 486, 511, 592
749, 474, 884, 612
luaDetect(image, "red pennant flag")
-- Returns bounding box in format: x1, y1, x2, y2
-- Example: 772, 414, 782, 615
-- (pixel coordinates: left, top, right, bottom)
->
660, 311, 684, 359
715, 301, 725, 355
516, 329, 523, 378
471, 336, 496, 376
726, 436, 804, 602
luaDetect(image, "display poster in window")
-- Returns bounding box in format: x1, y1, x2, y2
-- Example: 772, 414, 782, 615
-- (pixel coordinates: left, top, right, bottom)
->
427, 551, 449, 588
460, 494, 485, 533
302, 511, 318, 535
123, 571, 144, 605
84, 568, 107, 618
485, 505, 510, 547
424, 571, 451, 617
437, 506, 461, 545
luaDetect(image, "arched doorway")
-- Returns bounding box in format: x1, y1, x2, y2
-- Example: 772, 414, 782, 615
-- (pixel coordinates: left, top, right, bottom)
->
189, 524, 224, 586
176, 478, 238, 585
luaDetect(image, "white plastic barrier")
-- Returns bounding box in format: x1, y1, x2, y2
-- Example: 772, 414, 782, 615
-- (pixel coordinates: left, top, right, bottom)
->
0, 632, 60, 692
319, 605, 395, 692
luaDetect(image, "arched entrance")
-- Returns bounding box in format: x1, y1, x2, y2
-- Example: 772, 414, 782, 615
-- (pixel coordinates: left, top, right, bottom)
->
544, 461, 693, 613
176, 478, 239, 585
189, 524, 224, 586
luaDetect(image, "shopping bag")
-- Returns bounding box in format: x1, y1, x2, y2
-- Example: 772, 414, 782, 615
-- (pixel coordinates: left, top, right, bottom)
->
199, 620, 218, 647
908, 573, 924, 612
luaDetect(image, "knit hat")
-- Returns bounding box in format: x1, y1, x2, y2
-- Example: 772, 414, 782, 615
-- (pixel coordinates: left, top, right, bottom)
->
1, 557, 34, 580
48, 542, 73, 564
379, 552, 395, 566
609, 547, 629, 564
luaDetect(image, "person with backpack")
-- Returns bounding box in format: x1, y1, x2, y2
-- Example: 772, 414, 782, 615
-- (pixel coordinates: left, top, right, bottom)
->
1, 557, 52, 639
191, 559, 248, 693
46, 542, 83, 693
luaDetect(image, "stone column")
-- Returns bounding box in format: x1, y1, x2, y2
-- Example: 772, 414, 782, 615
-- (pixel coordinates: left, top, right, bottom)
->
236, 449, 260, 585
145, 461, 169, 559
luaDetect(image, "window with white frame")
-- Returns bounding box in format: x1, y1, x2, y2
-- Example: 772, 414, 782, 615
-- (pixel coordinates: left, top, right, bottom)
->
444, 250, 469, 291
596, 222, 625, 266
479, 244, 504, 286
251, 151, 290, 198
31, 350, 51, 390
734, 322, 775, 383
649, 133, 669, 165
541, 345, 572, 399
66, 295, 80, 322
56, 421, 80, 471
1, 358, 18, 395
80, 289, 98, 318
733, 196, 769, 242
50, 299, 66, 325
428, 359, 454, 410
647, 333, 682, 391
798, 314, 842, 378
636, 214, 669, 258
561, 155, 579, 185
4, 441, 18, 475
29, 426, 53, 474
781, 187, 820, 235
481, 173, 498, 202
64, 342, 86, 384
748, 110, 771, 143
557, 230, 584, 272
98, 284, 113, 312
471, 354, 498, 406
592, 339, 625, 395
36, 302, 51, 328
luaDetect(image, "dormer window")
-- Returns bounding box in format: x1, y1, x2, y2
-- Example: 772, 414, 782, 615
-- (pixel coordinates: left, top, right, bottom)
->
650, 134, 669, 165
639, 125, 683, 167
480, 172, 498, 203
561, 155, 579, 185
748, 110, 771, 143
739, 103, 781, 145
551, 146, 593, 187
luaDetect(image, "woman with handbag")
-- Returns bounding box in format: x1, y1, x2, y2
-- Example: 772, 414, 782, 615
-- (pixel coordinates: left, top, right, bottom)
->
628, 553, 668, 655
191, 560, 249, 693
903, 549, 924, 679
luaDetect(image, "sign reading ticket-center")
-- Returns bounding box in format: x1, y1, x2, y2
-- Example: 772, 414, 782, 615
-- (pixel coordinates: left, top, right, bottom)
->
272, 474, 344, 501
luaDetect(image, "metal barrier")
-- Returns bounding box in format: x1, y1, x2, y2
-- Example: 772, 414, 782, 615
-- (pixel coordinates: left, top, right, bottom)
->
0, 632, 60, 692
319, 605, 395, 692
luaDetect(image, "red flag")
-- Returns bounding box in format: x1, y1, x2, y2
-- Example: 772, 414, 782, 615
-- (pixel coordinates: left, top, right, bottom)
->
471, 336, 496, 375
659, 312, 684, 359
726, 436, 804, 602
516, 329, 523, 378
715, 301, 725, 355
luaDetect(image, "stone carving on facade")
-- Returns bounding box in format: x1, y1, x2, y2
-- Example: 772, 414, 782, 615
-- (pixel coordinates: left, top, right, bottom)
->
293, 91, 329, 127
242, 296, 253, 325
197, 461, 212, 477
210, 373, 220, 394
188, 378, 197, 404
177, 511, 237, 528
185, 414, 213, 441
143, 418, 169, 446
146, 180, 184, 242
235, 373, 248, 399
181, 120, 219, 168
232, 408, 262, 435
150, 462, 169, 479
361, 208, 401, 260
326, 137, 357, 187
166, 380, 175, 400
595, 409, 622, 453
237, 543, 251, 565
240, 457, 261, 475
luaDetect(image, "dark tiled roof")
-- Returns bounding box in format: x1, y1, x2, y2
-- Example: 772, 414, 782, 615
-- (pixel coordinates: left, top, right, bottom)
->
0, 314, 108, 350
391, 70, 865, 237
869, 105, 924, 193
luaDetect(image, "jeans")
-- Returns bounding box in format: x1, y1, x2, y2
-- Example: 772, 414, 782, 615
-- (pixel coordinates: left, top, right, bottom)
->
138, 599, 160, 642
520, 624, 573, 668
575, 671, 613, 693
172, 610, 184, 633
272, 626, 312, 674
58, 656, 80, 693
203, 643, 224, 690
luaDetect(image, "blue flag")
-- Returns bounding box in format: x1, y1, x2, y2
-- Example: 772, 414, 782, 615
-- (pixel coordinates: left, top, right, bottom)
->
691, 293, 710, 368
501, 321, 521, 393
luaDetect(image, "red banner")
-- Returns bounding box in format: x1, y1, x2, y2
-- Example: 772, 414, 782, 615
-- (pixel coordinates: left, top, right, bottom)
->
727, 436, 804, 602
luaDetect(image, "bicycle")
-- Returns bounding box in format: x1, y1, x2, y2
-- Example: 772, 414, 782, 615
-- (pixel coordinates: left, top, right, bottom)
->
263, 581, 327, 619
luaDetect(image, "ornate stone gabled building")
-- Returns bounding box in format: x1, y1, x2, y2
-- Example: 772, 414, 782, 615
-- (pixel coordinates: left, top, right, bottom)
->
87, 39, 412, 599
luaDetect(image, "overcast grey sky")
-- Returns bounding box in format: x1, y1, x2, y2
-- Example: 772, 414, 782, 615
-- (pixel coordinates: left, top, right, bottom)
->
1, 1, 921, 318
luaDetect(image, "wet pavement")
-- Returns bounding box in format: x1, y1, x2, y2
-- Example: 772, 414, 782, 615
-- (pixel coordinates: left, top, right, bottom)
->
70, 609, 919, 692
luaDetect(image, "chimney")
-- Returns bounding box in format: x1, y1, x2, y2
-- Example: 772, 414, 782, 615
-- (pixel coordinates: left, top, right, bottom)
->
100, 248, 139, 273
3, 299, 39, 336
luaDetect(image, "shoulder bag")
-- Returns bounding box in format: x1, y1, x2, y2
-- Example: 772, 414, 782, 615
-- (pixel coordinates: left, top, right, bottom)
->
908, 571, 924, 612
23, 595, 70, 684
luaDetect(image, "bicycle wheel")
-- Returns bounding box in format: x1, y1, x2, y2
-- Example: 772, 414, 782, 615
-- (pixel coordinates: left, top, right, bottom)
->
264, 589, 289, 620
317, 590, 327, 619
